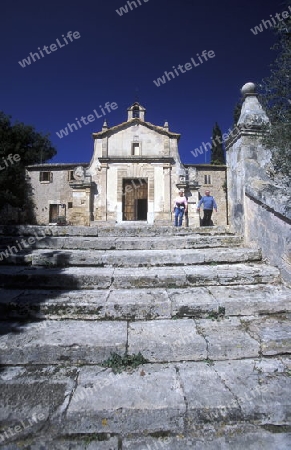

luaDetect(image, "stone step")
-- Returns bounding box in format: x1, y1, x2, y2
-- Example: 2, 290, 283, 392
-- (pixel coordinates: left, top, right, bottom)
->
96, 225, 233, 237
0, 225, 99, 238
1, 315, 290, 365
0, 263, 280, 290
0, 358, 290, 448
0, 247, 261, 268
1, 285, 290, 321
0, 233, 243, 252
4, 426, 291, 450
0, 224, 234, 238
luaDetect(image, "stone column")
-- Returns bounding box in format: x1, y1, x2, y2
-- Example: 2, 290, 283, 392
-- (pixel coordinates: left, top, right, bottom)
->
226, 82, 270, 235
163, 164, 171, 223
186, 189, 200, 227
96, 163, 108, 221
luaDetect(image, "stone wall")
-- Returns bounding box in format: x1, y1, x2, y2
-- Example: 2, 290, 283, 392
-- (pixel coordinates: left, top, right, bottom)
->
226, 82, 291, 284
186, 165, 227, 226
245, 186, 291, 284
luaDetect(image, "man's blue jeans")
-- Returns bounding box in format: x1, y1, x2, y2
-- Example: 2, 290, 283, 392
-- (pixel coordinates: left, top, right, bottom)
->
174, 207, 184, 226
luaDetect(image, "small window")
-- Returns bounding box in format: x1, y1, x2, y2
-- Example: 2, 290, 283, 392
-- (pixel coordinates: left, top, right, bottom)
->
68, 202, 73, 209
204, 175, 211, 184
132, 143, 140, 156
132, 107, 140, 118
68, 170, 75, 181
40, 171, 52, 183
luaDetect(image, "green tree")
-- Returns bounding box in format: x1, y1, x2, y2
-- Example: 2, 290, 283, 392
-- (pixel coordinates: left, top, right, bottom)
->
259, 1, 291, 177
0, 112, 57, 213
211, 122, 225, 165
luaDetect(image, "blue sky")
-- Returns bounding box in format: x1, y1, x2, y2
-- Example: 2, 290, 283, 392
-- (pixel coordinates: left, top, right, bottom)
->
0, 0, 284, 164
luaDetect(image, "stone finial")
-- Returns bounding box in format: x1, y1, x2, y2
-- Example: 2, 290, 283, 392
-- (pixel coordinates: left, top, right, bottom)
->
241, 82, 256, 97
163, 121, 169, 131
238, 82, 269, 130
102, 120, 108, 131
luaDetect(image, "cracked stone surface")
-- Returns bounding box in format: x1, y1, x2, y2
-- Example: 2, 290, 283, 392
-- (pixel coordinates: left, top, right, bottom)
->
0, 226, 290, 448
195, 317, 261, 360
0, 321, 127, 364
0, 366, 78, 444
0, 234, 243, 253
0, 263, 280, 290
1, 359, 290, 447
122, 425, 291, 450
209, 284, 291, 316
106, 289, 171, 320
128, 319, 207, 362
213, 358, 291, 424
64, 364, 186, 435
247, 315, 291, 356
28, 247, 261, 268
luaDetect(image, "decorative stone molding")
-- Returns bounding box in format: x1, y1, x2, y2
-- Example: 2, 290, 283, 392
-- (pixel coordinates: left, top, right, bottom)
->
238, 82, 270, 131
73, 166, 85, 181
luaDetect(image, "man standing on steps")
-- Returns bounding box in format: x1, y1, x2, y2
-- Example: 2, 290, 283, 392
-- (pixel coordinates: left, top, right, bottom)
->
173, 189, 188, 227
197, 190, 217, 226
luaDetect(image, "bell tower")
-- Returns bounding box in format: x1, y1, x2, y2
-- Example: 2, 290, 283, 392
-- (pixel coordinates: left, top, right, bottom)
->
127, 102, 146, 121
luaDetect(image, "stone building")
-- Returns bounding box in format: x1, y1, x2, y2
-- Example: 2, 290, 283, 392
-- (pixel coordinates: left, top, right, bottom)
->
26, 102, 227, 226
184, 164, 227, 226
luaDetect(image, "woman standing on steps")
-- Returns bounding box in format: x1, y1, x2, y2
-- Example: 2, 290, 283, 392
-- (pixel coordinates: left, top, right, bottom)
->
173, 189, 188, 227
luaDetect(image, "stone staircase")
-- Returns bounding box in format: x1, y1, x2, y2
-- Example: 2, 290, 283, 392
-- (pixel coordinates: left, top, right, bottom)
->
0, 225, 290, 449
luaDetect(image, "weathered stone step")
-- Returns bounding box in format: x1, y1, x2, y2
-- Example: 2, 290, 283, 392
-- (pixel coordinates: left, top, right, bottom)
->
0, 263, 280, 289
5, 427, 291, 450
0, 225, 99, 237
1, 358, 290, 448
0, 246, 254, 268
62, 358, 291, 434
0, 233, 243, 252
0, 224, 234, 238
1, 285, 290, 320
4, 247, 261, 268
0, 320, 127, 365
1, 315, 290, 365
4, 425, 291, 450
121, 425, 291, 450
96, 225, 233, 237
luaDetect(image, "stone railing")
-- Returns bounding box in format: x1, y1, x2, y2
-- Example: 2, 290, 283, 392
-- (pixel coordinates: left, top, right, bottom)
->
244, 183, 291, 284
226, 82, 291, 284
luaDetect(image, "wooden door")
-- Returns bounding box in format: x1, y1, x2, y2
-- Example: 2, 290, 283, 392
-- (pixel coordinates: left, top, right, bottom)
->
49, 204, 59, 223
122, 179, 148, 221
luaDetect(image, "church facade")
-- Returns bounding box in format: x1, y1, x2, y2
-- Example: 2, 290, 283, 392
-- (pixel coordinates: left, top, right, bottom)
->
26, 103, 227, 226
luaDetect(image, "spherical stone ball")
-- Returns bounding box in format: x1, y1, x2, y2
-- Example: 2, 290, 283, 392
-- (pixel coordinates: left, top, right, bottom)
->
241, 82, 256, 96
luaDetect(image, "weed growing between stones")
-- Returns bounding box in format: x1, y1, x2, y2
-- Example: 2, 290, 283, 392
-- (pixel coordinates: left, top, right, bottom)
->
101, 351, 149, 373
206, 306, 225, 320
83, 433, 110, 444
203, 358, 214, 366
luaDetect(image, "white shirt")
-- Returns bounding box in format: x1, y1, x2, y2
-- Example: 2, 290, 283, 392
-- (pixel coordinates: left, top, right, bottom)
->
174, 195, 188, 209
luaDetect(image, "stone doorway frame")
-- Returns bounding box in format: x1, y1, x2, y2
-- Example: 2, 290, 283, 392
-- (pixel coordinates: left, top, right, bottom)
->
122, 178, 148, 221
